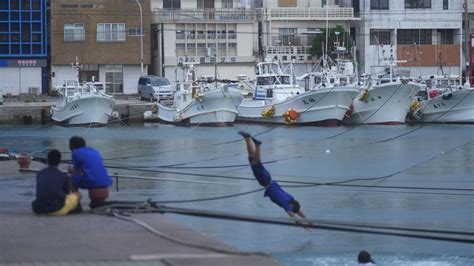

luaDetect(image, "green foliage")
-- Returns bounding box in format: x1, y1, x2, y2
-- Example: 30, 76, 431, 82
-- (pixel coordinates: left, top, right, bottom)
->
309, 25, 350, 60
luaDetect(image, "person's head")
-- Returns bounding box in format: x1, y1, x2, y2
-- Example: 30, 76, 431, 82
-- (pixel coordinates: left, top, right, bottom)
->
47, 149, 61, 167
69, 136, 86, 151
357, 250, 375, 264
291, 199, 301, 213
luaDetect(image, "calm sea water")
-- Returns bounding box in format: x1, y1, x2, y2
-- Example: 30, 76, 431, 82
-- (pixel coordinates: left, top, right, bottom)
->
1, 123, 473, 265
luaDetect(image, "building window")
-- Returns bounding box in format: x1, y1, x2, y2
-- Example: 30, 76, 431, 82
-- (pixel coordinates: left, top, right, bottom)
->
438, 29, 454, 44
370, 30, 391, 45
163, 0, 181, 9
105, 65, 123, 94
64, 23, 85, 41
370, 0, 388, 10
443, 0, 448, 10
278, 0, 297, 7
222, 0, 233, 8
97, 23, 125, 42
397, 29, 432, 44
279, 28, 297, 46
405, 0, 431, 9
176, 43, 185, 56
197, 0, 214, 9
128, 28, 143, 37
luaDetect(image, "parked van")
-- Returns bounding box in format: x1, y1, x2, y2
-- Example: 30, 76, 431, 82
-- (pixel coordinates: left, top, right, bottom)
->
137, 75, 173, 102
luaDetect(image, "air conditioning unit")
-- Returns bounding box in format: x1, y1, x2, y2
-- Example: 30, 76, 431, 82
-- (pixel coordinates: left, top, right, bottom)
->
220, 57, 226, 63
177, 56, 186, 63
230, 56, 236, 62
205, 57, 211, 63
188, 56, 196, 62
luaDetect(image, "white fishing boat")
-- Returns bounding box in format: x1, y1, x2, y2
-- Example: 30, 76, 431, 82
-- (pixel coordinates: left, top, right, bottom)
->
144, 63, 243, 126
407, 75, 474, 123
236, 60, 359, 126
345, 60, 422, 125
51, 60, 115, 126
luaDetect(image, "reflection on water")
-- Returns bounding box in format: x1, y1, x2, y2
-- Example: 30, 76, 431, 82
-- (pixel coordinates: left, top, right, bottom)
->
1, 123, 473, 265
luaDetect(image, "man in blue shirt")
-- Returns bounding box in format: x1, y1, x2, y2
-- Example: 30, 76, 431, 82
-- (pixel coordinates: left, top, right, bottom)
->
238, 131, 309, 224
69, 136, 112, 208
32, 149, 81, 215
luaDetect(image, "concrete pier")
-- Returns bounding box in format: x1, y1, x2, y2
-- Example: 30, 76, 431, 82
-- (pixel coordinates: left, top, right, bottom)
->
0, 95, 153, 124
0, 159, 279, 266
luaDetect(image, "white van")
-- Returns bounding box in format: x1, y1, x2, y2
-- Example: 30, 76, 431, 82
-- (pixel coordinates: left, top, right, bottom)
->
137, 75, 173, 102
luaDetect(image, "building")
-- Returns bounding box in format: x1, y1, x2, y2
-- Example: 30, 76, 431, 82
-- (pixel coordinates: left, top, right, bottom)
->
0, 0, 48, 95
50, 0, 151, 94
150, 0, 260, 82
260, 0, 356, 70
150, 0, 357, 81
354, 0, 463, 77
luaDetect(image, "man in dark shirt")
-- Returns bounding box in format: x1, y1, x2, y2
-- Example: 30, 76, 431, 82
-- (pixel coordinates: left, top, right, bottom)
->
238, 131, 310, 226
32, 149, 81, 215
69, 136, 112, 208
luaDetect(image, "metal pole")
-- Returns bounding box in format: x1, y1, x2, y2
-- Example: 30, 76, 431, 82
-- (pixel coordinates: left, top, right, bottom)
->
135, 0, 144, 76
464, 0, 469, 80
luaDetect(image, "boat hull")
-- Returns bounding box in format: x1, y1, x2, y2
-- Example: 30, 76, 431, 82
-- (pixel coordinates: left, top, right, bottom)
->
156, 87, 243, 126
236, 86, 360, 126
345, 81, 422, 125
413, 89, 474, 123
51, 95, 115, 125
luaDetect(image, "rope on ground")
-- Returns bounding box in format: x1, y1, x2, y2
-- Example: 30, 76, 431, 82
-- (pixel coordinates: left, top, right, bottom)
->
91, 204, 270, 258
92, 202, 474, 244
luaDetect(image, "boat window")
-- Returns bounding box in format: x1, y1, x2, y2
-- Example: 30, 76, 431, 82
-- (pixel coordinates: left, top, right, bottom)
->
257, 77, 272, 85
314, 76, 322, 84
280, 76, 290, 84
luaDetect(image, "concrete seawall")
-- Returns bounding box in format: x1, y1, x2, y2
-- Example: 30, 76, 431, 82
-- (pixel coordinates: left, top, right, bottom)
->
0, 95, 153, 125
0, 159, 279, 265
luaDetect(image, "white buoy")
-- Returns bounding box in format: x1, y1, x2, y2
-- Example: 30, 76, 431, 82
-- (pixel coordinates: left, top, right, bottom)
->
325, 149, 331, 153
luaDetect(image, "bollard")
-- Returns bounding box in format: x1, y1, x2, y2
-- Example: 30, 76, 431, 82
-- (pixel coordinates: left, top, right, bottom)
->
17, 154, 32, 169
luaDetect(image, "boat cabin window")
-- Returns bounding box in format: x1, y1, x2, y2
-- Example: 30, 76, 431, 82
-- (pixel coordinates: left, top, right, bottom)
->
279, 76, 291, 85
94, 83, 104, 91
314, 76, 322, 84
257, 76, 274, 85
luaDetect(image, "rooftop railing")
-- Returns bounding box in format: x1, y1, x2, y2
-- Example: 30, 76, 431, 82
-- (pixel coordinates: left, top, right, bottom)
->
152, 8, 259, 23
264, 7, 355, 21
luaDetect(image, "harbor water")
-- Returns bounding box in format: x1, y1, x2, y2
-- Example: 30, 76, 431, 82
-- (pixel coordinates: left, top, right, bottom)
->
1, 123, 473, 265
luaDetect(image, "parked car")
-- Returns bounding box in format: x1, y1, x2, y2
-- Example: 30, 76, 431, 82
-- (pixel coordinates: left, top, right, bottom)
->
137, 75, 174, 102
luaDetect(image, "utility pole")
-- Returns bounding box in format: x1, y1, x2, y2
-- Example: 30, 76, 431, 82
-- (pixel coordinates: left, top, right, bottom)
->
464, 0, 469, 80
134, 0, 144, 76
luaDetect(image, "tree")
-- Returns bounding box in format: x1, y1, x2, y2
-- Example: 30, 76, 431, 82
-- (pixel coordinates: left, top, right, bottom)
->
309, 25, 350, 60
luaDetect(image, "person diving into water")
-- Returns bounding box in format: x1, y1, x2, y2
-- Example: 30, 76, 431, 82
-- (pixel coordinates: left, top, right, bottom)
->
238, 131, 312, 230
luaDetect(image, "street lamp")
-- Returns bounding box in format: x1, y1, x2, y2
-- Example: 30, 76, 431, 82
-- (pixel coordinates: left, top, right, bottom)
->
134, 0, 144, 76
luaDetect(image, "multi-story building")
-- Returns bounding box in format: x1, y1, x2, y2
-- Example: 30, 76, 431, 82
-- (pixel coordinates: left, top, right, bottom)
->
150, 0, 259, 81
261, 0, 356, 69
150, 0, 357, 81
50, 0, 151, 94
354, 0, 463, 77
0, 0, 48, 95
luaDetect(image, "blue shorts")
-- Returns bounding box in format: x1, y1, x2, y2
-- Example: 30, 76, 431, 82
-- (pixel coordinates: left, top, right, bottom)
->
249, 157, 272, 187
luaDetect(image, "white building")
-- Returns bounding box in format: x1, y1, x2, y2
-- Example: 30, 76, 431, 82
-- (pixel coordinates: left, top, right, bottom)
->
354, 0, 463, 77
150, 0, 357, 81
150, 0, 259, 82
261, 0, 356, 68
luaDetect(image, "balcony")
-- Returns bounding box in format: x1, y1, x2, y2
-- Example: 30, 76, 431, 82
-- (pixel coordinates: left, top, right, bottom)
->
265, 46, 316, 64
152, 8, 259, 23
263, 7, 355, 21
